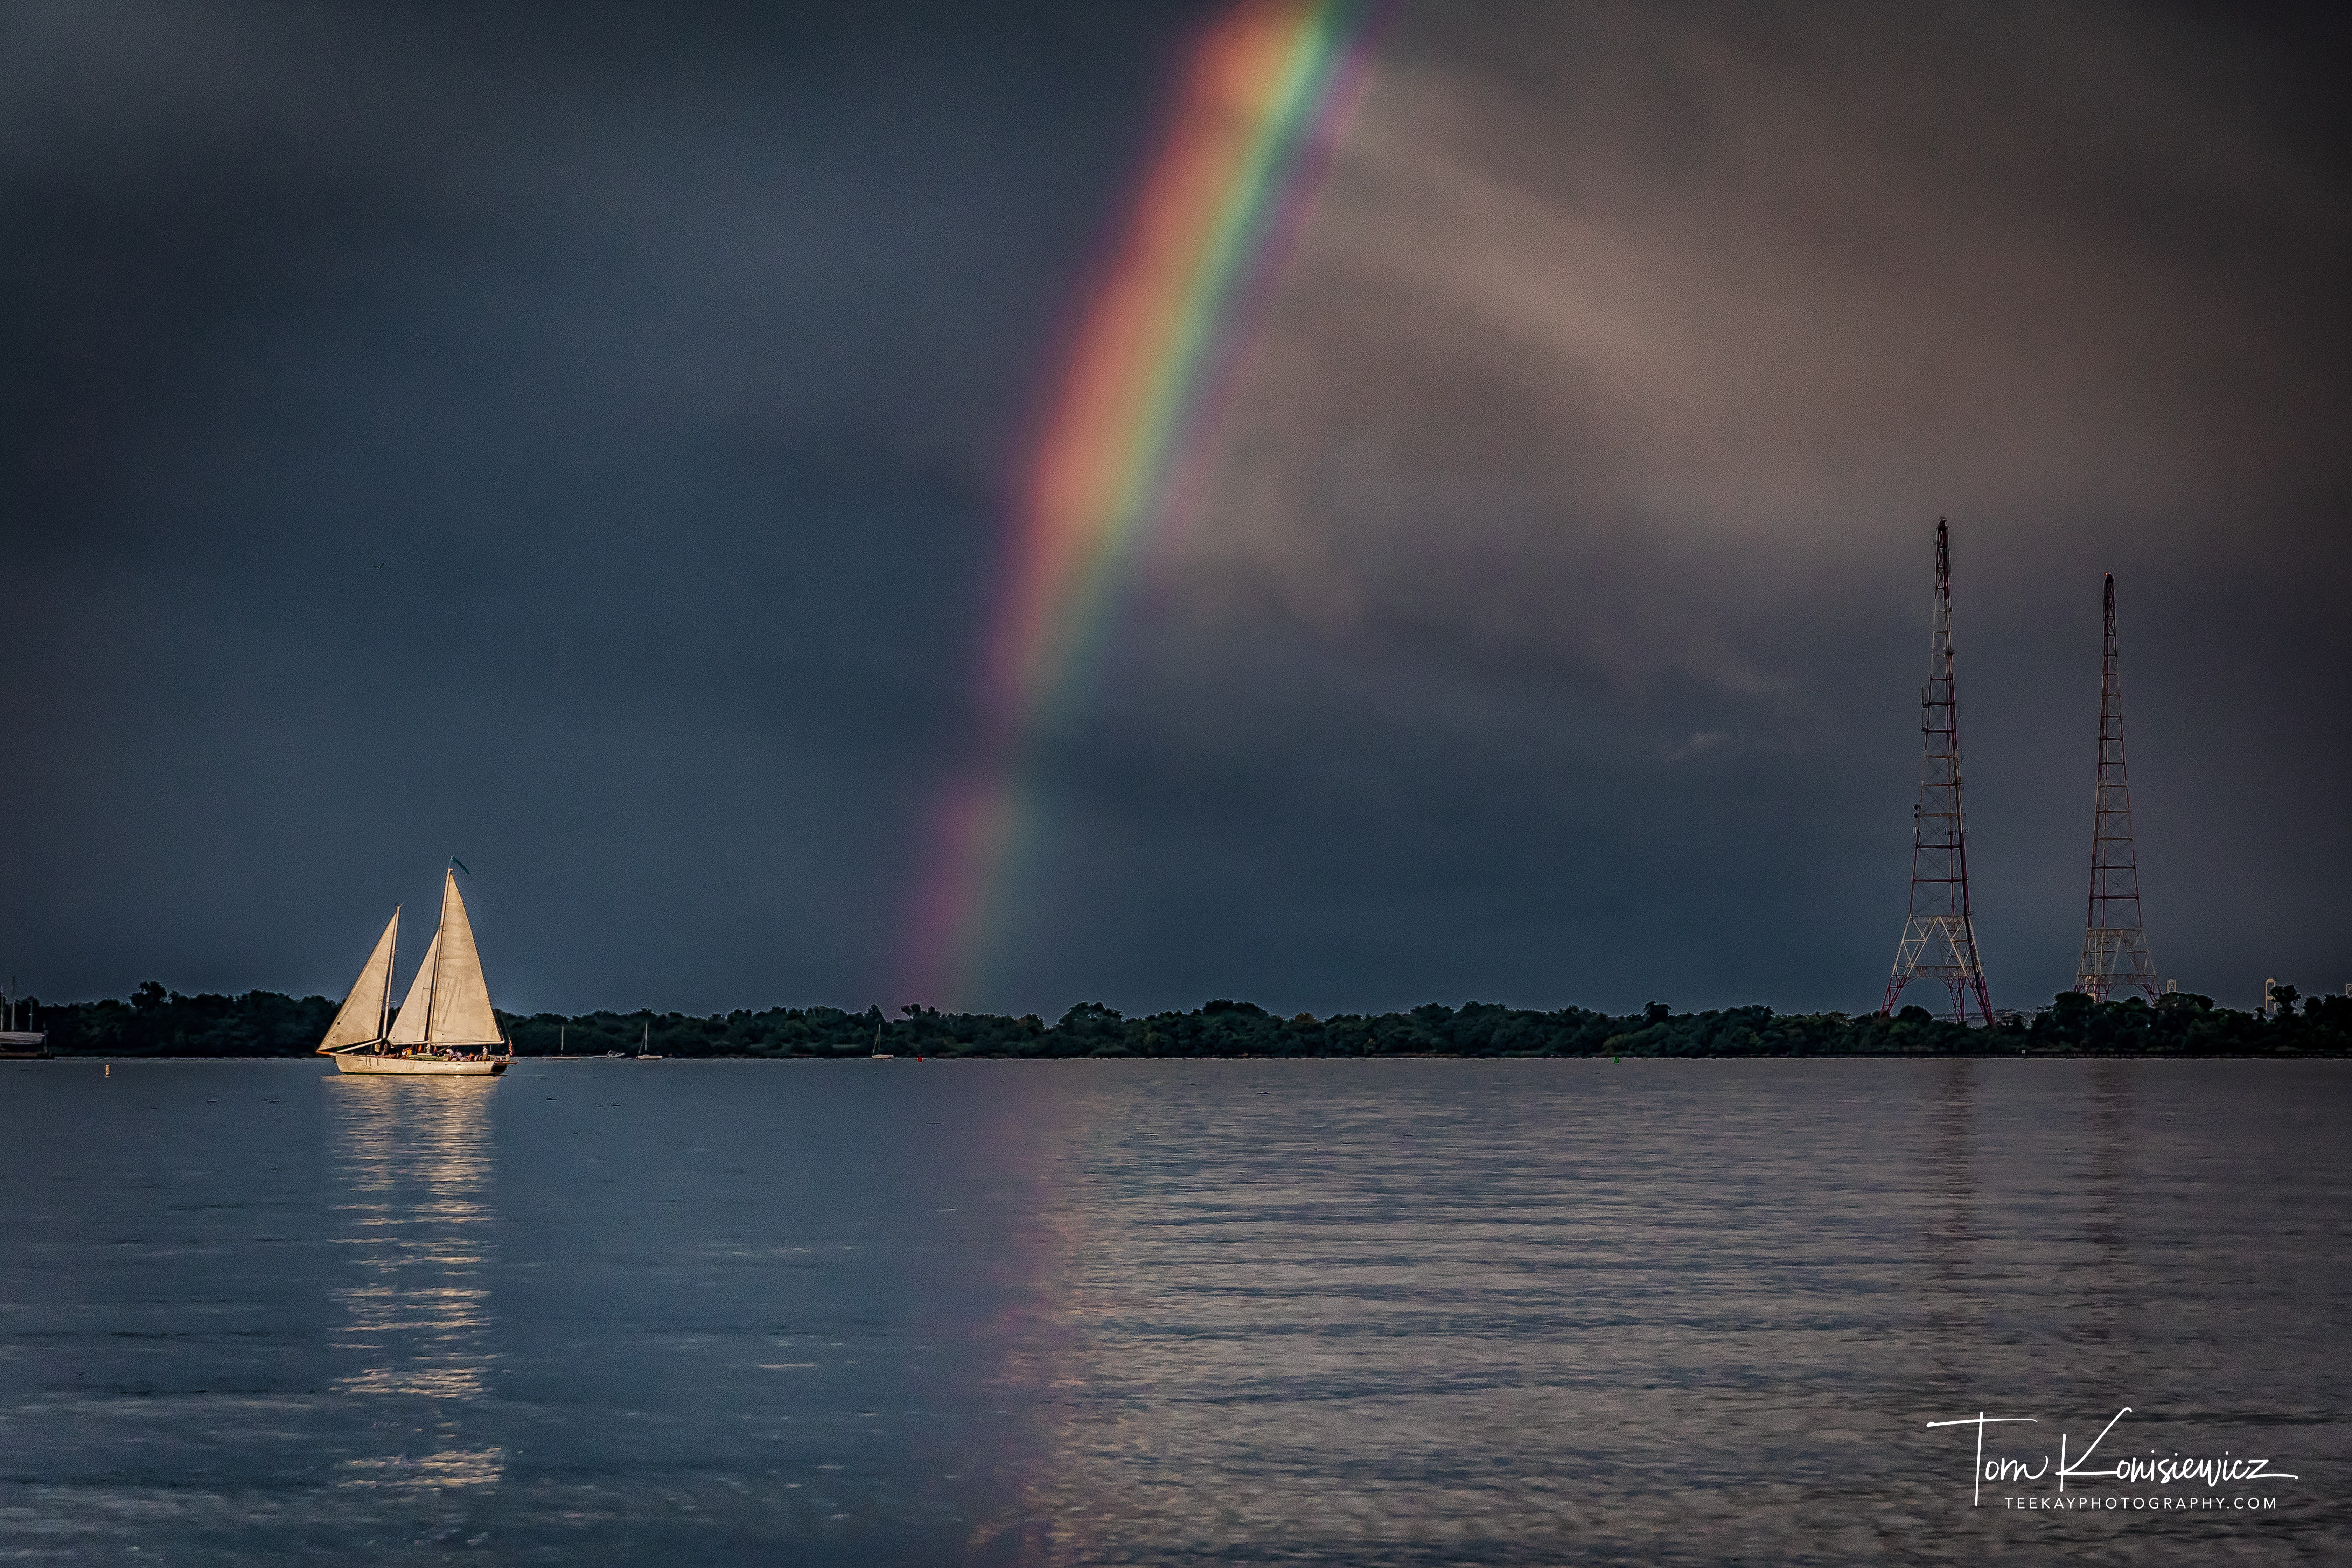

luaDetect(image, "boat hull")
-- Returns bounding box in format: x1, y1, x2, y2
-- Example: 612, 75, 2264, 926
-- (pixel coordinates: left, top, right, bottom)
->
331, 1053, 509, 1076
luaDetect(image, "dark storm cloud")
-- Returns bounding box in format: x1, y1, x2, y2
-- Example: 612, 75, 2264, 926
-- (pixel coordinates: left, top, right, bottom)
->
3, 0, 2344, 1017
2, 0, 1220, 1008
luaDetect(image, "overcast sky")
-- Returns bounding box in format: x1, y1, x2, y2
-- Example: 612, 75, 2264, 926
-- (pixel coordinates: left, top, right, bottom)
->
5, 0, 2346, 1019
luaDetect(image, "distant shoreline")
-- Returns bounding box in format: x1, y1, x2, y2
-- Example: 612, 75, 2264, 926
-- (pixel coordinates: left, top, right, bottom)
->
15, 986, 2349, 1060
19, 1052, 2350, 1064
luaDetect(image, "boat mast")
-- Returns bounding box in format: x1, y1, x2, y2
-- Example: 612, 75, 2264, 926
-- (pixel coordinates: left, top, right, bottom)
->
380, 906, 400, 1048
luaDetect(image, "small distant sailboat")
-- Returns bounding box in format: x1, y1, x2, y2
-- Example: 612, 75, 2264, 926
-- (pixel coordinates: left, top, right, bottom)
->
317, 871, 512, 1076
0, 984, 46, 1060
635, 1023, 661, 1060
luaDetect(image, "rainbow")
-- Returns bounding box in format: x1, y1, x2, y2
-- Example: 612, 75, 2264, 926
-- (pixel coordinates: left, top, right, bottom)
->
897, 0, 1389, 1008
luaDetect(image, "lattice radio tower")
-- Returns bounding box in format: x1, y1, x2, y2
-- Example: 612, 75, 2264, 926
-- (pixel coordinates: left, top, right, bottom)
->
2075, 573, 2159, 1000
1882, 520, 1995, 1024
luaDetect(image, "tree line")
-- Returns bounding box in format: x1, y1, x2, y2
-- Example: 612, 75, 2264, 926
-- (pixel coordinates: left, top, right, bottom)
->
22, 982, 2352, 1059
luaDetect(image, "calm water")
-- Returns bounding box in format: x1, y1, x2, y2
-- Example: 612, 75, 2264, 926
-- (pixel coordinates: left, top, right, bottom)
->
1, 1058, 2345, 1565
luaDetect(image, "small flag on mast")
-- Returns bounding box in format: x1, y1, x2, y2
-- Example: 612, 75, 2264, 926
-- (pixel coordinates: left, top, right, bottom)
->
451, 856, 471, 876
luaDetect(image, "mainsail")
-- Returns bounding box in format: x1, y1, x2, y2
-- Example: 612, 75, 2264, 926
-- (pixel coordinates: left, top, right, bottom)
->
387, 930, 442, 1046
425, 869, 503, 1047
317, 909, 400, 1053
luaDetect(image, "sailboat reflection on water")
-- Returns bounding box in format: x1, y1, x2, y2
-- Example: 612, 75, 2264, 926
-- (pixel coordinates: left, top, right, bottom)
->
317, 870, 512, 1076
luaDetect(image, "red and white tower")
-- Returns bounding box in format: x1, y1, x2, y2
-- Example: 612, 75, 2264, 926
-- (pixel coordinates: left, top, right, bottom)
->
1882, 520, 1995, 1024
2075, 573, 2158, 1001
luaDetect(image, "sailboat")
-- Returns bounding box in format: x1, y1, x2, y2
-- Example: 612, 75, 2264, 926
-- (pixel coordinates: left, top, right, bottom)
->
0, 984, 45, 1060
317, 871, 512, 1076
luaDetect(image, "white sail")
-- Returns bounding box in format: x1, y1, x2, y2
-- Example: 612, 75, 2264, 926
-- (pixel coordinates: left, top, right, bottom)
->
318, 909, 400, 1052
387, 930, 442, 1046
425, 869, 502, 1048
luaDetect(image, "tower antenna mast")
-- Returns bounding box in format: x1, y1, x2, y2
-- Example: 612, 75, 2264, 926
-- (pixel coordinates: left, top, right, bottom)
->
2075, 573, 2159, 1001
1882, 520, 1996, 1024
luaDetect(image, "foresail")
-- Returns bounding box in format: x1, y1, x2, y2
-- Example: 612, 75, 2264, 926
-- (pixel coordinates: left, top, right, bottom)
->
317, 910, 399, 1052
387, 930, 442, 1046
426, 869, 502, 1046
